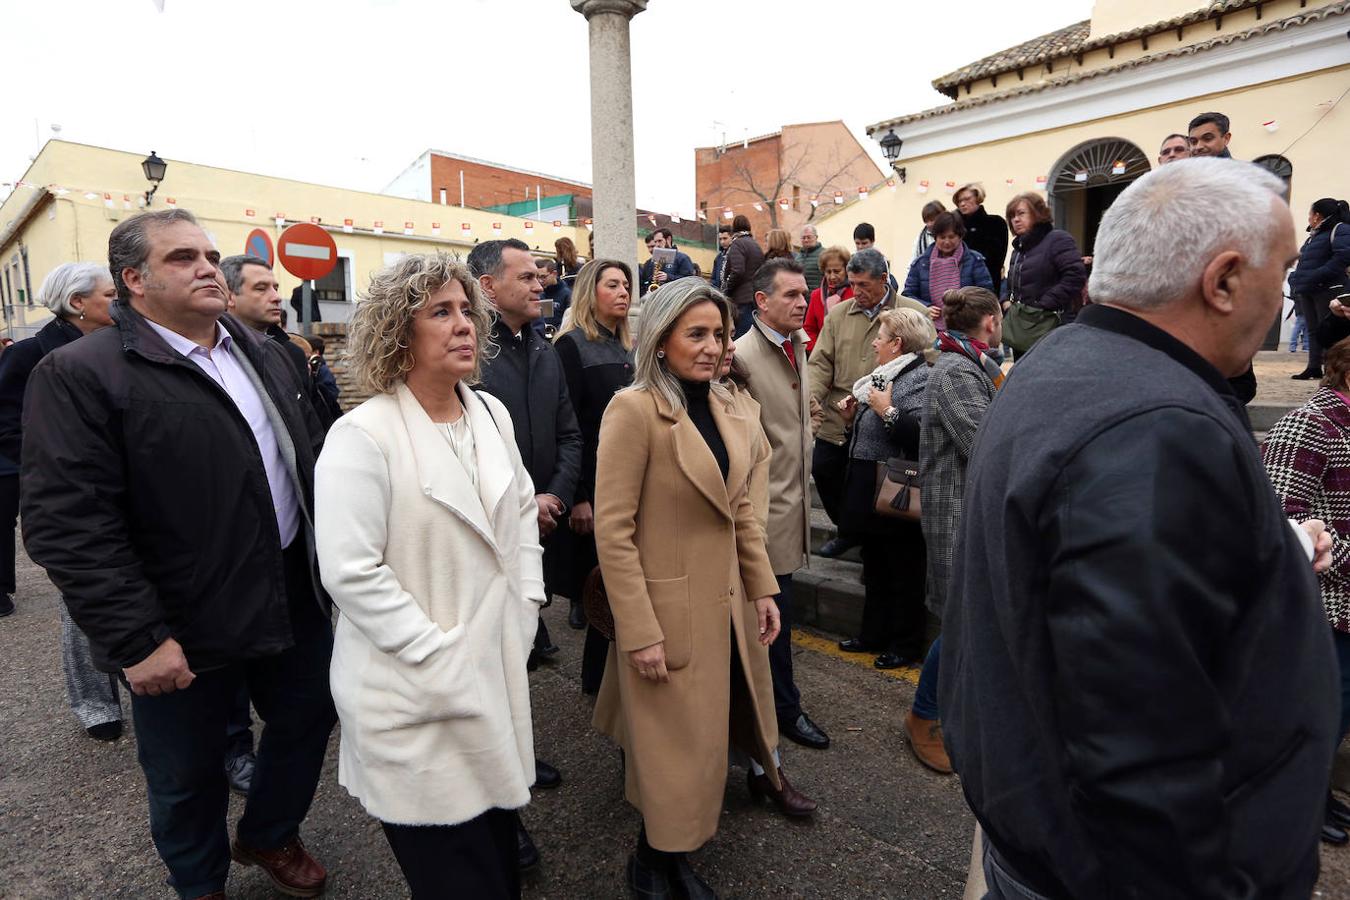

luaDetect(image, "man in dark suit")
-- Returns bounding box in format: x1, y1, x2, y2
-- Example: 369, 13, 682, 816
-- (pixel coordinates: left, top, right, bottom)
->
639, 227, 696, 295
467, 238, 582, 871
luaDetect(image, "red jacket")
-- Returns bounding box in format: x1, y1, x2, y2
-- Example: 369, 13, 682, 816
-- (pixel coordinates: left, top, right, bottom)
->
803, 284, 854, 354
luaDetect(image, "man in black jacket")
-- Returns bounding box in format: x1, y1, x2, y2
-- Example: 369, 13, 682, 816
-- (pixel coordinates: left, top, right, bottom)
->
222, 254, 334, 431
21, 210, 336, 900
467, 237, 582, 869
941, 159, 1338, 898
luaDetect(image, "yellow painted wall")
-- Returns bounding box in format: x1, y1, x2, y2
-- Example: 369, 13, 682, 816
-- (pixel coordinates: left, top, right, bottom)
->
1090, 0, 1209, 41
818, 66, 1350, 272
0, 141, 709, 334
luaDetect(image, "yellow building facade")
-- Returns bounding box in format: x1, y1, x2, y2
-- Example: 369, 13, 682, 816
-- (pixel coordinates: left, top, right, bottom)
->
816, 0, 1350, 302
0, 141, 706, 338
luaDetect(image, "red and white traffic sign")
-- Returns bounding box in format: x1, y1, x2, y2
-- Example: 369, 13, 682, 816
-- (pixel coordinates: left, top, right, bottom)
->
277, 223, 337, 281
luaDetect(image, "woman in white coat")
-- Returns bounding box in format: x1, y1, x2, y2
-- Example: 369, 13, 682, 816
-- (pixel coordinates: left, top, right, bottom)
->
315, 253, 546, 899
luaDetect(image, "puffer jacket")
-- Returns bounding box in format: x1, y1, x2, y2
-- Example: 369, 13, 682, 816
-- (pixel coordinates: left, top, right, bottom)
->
1288, 218, 1350, 296
1001, 222, 1086, 316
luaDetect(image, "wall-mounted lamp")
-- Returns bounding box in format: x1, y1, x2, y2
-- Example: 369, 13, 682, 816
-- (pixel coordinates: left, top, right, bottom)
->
141, 151, 167, 206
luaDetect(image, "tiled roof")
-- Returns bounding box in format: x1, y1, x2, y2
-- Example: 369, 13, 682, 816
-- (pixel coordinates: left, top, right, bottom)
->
876, 0, 1349, 132
932, 0, 1268, 97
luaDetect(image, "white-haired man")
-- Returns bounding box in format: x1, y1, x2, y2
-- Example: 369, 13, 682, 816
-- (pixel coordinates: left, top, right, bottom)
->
941, 159, 1339, 898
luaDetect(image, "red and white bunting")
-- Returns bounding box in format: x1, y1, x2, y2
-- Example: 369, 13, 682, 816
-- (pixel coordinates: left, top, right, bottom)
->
583, 219, 593, 231
524, 221, 534, 232
1006, 178, 1015, 186
777, 198, 789, 210
752, 203, 762, 212
343, 218, 354, 234
492, 222, 502, 237
697, 210, 707, 220
833, 191, 844, 205
275, 214, 286, 227
858, 187, 869, 201
431, 222, 441, 236
245, 208, 256, 218
647, 214, 657, 225
373, 220, 384, 234
887, 179, 896, 191
83, 191, 98, 200
945, 181, 956, 188
1035, 175, 1048, 184
461, 222, 472, 237
403, 221, 414, 235
722, 209, 733, 220
165, 197, 177, 206
670, 214, 682, 224
552, 220, 562, 232
123, 194, 132, 210
104, 193, 114, 208
310, 216, 321, 225
1111, 161, 1126, 175
810, 197, 820, 208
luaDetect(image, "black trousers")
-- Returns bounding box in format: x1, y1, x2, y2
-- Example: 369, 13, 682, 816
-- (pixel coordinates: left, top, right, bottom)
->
811, 439, 850, 527
858, 522, 927, 659
1296, 291, 1335, 371
382, 808, 520, 900
0, 473, 17, 595
128, 538, 336, 898
768, 572, 802, 726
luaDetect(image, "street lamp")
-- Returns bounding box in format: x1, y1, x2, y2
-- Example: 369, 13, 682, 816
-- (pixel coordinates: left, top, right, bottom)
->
878, 130, 906, 183
141, 151, 167, 206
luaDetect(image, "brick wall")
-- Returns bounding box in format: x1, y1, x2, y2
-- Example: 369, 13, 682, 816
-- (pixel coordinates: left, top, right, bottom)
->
429, 155, 591, 211
314, 322, 371, 412
695, 134, 783, 238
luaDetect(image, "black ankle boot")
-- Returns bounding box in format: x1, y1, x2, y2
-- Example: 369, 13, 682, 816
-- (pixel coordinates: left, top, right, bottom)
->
666, 855, 717, 899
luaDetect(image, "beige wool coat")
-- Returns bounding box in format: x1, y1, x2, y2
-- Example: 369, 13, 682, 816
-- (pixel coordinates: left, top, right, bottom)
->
593, 385, 782, 852
733, 319, 812, 575
315, 383, 546, 826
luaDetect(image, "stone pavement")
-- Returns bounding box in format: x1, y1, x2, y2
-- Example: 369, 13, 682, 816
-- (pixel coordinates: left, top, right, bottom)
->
2, 545, 1348, 898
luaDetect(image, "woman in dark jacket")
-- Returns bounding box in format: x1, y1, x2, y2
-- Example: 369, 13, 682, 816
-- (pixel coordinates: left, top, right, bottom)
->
901, 212, 994, 330
722, 214, 765, 338
0, 262, 117, 733
954, 183, 1008, 296
1290, 198, 1350, 380
1000, 192, 1086, 355
553, 259, 636, 694
836, 308, 934, 670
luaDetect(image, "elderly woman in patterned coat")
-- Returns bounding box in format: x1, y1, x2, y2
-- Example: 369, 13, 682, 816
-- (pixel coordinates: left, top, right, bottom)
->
1263, 335, 1350, 845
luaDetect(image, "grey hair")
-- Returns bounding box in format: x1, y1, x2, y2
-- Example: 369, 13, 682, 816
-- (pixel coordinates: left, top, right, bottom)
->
1088, 158, 1287, 311
628, 276, 732, 413
37, 262, 112, 317
108, 208, 200, 302
466, 238, 530, 280
847, 247, 889, 280
801, 224, 818, 237
219, 255, 271, 295
878, 307, 936, 354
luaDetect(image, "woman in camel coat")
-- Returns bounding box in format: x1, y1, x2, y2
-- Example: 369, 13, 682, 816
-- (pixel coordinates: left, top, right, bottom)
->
593, 277, 810, 898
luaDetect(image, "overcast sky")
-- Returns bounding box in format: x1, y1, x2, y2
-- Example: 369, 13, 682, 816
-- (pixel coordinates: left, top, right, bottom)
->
2, 0, 1092, 216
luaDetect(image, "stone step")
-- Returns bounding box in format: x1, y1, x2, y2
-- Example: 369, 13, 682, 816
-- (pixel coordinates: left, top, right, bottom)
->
790, 554, 865, 639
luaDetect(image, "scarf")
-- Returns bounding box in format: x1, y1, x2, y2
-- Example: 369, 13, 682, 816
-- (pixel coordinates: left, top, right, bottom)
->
927, 242, 965, 318
852, 351, 918, 404
936, 330, 1004, 390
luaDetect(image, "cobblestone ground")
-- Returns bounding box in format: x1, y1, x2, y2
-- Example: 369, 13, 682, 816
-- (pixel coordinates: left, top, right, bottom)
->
2, 544, 1348, 899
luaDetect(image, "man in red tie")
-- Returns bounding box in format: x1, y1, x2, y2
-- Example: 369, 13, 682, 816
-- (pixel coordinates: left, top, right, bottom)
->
731, 258, 831, 752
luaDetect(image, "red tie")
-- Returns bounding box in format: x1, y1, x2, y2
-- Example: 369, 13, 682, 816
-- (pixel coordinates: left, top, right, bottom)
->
782, 338, 797, 370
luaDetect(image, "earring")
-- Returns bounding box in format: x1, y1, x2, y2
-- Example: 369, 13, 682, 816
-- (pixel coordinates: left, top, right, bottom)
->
79, 311, 86, 320
657, 350, 665, 359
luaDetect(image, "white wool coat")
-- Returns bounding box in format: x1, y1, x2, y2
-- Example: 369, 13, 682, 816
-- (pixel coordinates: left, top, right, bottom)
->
315, 382, 545, 825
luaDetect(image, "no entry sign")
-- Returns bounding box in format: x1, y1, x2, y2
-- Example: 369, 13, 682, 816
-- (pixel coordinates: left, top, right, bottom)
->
277, 223, 337, 281
245, 228, 274, 267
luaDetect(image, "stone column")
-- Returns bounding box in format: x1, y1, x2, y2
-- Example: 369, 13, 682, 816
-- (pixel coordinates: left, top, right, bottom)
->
571, 0, 646, 290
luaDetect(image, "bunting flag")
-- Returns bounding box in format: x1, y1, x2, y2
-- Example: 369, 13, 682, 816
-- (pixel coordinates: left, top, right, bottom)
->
275, 214, 286, 227
722, 209, 733, 219
310, 216, 322, 225
461, 223, 472, 238
777, 198, 789, 210
492, 222, 502, 237
245, 208, 256, 218
165, 197, 177, 206
431, 222, 441, 236
857, 187, 869, 201
670, 214, 681, 224
810, 197, 820, 208
752, 203, 762, 212
402, 221, 414, 235
696, 210, 707, 220
104, 193, 114, 208
524, 221, 534, 233
373, 220, 384, 234
583, 219, 593, 231
917, 181, 929, 194
552, 220, 562, 232
886, 180, 896, 191
343, 218, 354, 233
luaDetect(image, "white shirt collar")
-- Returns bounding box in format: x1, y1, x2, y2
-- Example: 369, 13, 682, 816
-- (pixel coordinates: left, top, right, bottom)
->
144, 317, 228, 357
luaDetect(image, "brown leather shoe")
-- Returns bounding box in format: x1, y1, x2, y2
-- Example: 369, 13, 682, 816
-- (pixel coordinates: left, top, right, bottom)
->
231, 836, 327, 897
747, 766, 818, 817
905, 710, 954, 775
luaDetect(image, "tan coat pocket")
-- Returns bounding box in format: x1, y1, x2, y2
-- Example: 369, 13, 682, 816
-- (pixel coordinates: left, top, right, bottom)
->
646, 576, 692, 670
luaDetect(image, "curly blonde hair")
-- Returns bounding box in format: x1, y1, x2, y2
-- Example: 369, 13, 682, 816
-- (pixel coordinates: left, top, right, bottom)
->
346, 252, 493, 395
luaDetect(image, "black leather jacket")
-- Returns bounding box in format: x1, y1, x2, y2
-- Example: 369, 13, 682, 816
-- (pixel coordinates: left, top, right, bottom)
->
942, 305, 1339, 899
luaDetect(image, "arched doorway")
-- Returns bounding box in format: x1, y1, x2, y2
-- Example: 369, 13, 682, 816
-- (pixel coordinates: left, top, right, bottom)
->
1047, 138, 1152, 255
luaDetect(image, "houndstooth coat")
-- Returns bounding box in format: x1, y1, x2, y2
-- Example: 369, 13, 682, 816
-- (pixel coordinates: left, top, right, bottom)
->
919, 350, 997, 617
1263, 386, 1350, 633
